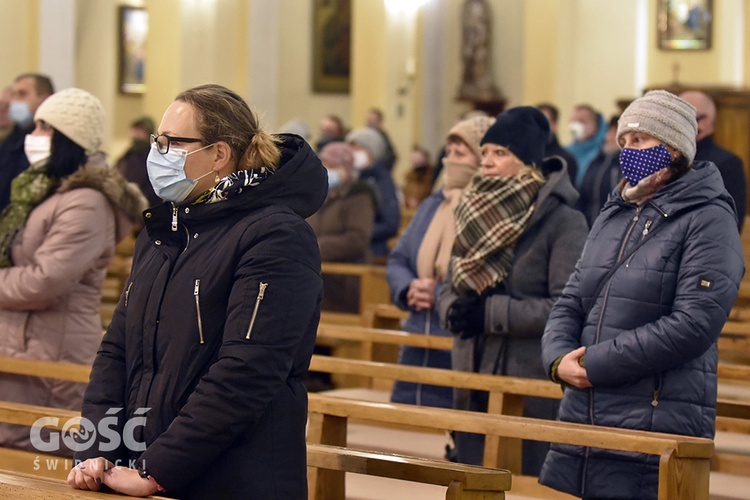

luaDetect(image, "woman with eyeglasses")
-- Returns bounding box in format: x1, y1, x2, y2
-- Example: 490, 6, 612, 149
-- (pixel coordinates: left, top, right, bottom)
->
68, 84, 327, 498
0, 88, 147, 453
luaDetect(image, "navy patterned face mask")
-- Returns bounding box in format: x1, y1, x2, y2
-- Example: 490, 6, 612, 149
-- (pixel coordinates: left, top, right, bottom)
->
619, 144, 672, 185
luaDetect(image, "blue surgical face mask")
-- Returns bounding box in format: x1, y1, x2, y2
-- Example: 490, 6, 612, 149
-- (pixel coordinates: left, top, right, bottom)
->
9, 101, 33, 127
146, 143, 216, 202
619, 144, 672, 186
327, 168, 341, 192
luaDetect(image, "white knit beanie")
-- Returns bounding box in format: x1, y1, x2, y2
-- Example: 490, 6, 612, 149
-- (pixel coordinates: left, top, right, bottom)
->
35, 88, 105, 155
345, 127, 387, 162
617, 90, 697, 164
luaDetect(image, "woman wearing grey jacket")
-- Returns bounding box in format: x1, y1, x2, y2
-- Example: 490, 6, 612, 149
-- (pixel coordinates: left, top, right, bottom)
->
438, 107, 588, 474
539, 91, 744, 499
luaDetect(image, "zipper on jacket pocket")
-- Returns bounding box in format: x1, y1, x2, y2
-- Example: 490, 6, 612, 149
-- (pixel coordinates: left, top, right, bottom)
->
246, 282, 268, 339
194, 279, 205, 344
124, 281, 133, 307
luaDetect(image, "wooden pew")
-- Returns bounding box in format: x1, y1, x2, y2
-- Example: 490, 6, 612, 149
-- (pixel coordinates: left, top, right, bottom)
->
319, 263, 391, 326
0, 469, 166, 499
0, 400, 511, 500
307, 443, 510, 500
307, 394, 713, 500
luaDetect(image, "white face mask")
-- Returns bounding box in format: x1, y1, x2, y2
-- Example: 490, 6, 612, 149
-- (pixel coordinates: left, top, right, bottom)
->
352, 150, 370, 171
24, 134, 52, 165
146, 143, 215, 202
569, 121, 587, 142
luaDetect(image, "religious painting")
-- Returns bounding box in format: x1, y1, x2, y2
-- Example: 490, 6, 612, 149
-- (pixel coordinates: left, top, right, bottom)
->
657, 0, 712, 50
312, 0, 351, 94
118, 6, 148, 94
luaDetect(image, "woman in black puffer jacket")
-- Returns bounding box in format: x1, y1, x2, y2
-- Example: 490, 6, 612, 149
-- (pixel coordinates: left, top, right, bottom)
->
540, 90, 744, 500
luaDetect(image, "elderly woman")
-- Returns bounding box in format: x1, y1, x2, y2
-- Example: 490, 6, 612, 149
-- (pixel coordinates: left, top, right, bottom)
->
307, 141, 376, 313
0, 88, 146, 453
438, 106, 588, 474
387, 116, 494, 408
68, 84, 327, 498
539, 90, 744, 500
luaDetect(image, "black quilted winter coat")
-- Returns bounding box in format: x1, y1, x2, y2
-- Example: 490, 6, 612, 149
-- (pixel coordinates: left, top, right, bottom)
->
76, 135, 327, 499
539, 161, 744, 499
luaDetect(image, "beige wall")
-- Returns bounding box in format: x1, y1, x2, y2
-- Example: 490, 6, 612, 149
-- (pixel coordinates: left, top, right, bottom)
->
2, 0, 748, 174
0, 0, 38, 90
277, 0, 351, 142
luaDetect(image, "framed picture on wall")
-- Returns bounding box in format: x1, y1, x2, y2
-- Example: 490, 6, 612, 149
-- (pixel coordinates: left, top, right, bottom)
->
118, 6, 148, 94
657, 0, 712, 50
312, 0, 351, 93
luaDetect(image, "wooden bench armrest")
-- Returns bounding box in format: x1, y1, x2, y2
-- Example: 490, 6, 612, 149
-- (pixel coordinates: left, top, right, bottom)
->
308, 355, 561, 399
316, 325, 453, 350
308, 394, 713, 459
0, 402, 79, 429
307, 443, 511, 492
0, 356, 90, 384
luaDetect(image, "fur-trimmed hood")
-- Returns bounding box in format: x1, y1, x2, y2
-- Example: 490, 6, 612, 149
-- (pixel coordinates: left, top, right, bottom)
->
57, 153, 148, 241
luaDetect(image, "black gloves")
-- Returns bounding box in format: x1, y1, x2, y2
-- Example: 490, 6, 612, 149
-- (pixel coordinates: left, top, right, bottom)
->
446, 293, 485, 339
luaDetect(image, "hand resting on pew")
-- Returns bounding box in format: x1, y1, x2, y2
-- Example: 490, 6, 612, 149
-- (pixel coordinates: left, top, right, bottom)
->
68, 457, 159, 496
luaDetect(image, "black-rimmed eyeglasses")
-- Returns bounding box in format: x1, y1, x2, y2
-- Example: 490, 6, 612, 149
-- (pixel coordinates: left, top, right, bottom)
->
150, 133, 203, 155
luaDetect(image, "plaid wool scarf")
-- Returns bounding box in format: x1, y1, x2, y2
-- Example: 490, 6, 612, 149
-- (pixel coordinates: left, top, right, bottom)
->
450, 173, 543, 295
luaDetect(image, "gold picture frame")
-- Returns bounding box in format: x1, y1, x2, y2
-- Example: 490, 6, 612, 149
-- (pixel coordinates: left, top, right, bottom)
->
118, 6, 148, 94
312, 0, 351, 94
657, 0, 712, 50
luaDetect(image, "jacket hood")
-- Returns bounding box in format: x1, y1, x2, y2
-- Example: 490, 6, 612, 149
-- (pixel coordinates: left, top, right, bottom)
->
528, 155, 579, 227
57, 153, 149, 241
604, 160, 736, 222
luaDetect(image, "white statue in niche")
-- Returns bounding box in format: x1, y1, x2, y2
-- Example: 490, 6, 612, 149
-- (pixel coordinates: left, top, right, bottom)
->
458, 0, 502, 103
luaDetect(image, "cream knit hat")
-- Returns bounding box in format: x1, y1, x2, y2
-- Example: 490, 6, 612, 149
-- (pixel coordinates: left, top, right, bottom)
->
35, 88, 105, 155
447, 115, 496, 162
617, 90, 697, 164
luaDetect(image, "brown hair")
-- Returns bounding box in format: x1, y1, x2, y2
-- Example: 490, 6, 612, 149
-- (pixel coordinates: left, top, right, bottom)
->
176, 84, 281, 170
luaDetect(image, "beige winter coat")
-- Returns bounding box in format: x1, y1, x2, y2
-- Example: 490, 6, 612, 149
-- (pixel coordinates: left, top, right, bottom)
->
0, 154, 147, 454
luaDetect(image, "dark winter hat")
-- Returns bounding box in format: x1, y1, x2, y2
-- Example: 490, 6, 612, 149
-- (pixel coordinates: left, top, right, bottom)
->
617, 90, 697, 164
480, 106, 550, 168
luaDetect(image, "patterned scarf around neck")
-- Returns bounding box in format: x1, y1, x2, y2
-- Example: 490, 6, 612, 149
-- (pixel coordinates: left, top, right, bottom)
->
194, 167, 272, 205
620, 167, 674, 206
0, 164, 57, 268
451, 173, 544, 295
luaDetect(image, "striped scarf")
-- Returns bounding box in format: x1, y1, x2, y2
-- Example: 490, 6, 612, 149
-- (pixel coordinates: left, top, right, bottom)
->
450, 173, 543, 295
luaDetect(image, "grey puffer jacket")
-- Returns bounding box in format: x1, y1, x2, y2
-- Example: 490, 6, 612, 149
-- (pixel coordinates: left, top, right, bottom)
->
438, 157, 588, 473
539, 161, 744, 500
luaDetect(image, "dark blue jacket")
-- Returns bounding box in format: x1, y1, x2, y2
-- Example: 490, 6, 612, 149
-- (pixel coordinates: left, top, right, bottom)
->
77, 136, 327, 499
386, 190, 452, 408
360, 159, 401, 257
539, 161, 744, 499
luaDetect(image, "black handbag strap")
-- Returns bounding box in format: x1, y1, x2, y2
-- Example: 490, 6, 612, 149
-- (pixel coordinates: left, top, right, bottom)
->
584, 211, 683, 317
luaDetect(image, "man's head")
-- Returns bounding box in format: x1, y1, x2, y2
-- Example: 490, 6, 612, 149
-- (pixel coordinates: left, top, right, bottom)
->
130, 116, 155, 142
536, 103, 559, 134
9, 73, 54, 127
366, 108, 384, 129
569, 104, 598, 142
319, 114, 345, 139
679, 90, 716, 142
